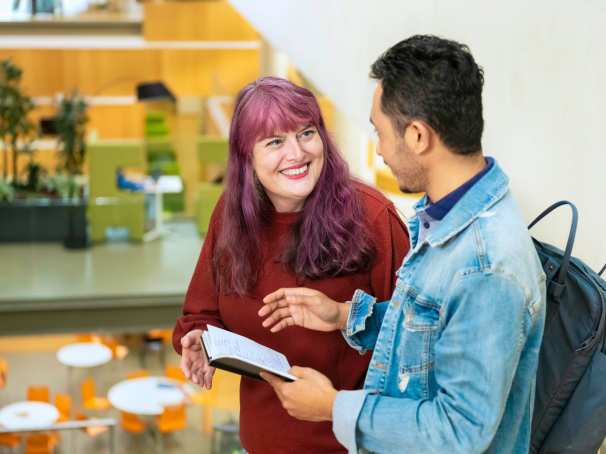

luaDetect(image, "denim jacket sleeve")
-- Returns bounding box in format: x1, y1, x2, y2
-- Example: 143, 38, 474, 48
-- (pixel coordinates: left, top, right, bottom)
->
341, 289, 390, 353
334, 272, 531, 454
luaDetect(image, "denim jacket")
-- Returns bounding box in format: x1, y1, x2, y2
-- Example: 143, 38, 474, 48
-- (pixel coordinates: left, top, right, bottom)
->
332, 161, 546, 453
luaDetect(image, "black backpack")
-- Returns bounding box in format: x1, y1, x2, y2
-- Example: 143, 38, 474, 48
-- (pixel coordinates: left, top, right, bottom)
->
529, 201, 606, 453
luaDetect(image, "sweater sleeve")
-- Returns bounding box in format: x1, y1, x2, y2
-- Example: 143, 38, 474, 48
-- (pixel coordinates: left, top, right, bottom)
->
172, 199, 226, 355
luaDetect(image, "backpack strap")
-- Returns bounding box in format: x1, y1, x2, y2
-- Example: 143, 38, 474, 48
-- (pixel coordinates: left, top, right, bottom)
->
528, 201, 578, 297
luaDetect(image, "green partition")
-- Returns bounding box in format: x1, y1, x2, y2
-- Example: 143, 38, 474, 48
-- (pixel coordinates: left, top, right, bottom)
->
88, 141, 146, 242
196, 136, 228, 235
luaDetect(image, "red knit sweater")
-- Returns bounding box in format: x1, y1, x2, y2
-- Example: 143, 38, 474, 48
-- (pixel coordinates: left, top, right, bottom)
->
173, 182, 409, 454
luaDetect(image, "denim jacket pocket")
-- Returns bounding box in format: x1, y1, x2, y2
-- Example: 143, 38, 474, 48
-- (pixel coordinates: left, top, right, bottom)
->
397, 294, 441, 399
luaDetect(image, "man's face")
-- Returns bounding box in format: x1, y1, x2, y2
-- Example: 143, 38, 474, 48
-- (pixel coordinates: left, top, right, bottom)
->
370, 83, 426, 194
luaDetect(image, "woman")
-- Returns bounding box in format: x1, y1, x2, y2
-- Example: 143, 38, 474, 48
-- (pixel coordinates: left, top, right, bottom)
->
172, 77, 409, 453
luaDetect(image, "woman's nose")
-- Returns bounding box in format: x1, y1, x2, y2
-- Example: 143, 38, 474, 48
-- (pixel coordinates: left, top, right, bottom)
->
284, 137, 305, 160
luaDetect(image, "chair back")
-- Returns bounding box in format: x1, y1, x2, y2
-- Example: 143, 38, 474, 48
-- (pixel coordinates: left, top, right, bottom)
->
156, 404, 186, 433
54, 393, 72, 422
25, 433, 56, 454
81, 377, 96, 402
165, 365, 186, 382
27, 385, 50, 403
0, 358, 7, 389
120, 411, 146, 433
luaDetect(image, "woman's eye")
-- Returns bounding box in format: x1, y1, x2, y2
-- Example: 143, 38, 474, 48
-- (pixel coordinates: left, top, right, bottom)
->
266, 138, 282, 147
299, 129, 316, 139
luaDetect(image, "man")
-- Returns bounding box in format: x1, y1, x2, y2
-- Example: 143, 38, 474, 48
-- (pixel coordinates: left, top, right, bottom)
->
259, 35, 546, 453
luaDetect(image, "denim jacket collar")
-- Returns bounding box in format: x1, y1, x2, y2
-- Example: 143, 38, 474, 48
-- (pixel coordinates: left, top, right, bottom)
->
410, 160, 510, 249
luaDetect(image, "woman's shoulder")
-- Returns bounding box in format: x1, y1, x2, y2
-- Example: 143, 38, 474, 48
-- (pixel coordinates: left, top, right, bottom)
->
351, 179, 396, 219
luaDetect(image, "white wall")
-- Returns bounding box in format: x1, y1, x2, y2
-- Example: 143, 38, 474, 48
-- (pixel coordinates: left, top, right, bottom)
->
230, 0, 606, 270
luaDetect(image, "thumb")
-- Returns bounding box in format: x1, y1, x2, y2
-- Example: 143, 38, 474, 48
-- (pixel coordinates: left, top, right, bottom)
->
181, 332, 195, 347
289, 366, 308, 379
260, 371, 283, 388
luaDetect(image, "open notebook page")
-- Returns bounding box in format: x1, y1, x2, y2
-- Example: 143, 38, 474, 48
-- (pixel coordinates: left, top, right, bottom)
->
205, 325, 295, 380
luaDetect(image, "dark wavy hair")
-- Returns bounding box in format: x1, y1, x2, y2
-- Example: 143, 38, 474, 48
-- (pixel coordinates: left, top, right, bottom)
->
370, 35, 485, 155
213, 77, 375, 296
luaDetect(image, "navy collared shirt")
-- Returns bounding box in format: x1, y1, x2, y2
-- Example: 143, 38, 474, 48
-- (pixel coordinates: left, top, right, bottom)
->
418, 157, 494, 239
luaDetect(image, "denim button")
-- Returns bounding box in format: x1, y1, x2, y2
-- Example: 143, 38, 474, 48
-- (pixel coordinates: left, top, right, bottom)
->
423, 221, 430, 228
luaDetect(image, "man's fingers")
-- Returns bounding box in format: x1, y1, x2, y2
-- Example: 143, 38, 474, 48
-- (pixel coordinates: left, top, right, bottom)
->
263, 287, 318, 304
262, 289, 287, 304
261, 307, 294, 327
289, 366, 308, 378
260, 371, 285, 389
258, 300, 288, 317
269, 318, 296, 333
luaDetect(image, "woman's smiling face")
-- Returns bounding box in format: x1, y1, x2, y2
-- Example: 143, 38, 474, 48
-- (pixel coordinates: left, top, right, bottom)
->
251, 124, 325, 213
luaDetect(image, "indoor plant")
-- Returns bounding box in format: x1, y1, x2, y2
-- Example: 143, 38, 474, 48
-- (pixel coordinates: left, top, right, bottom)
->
0, 58, 35, 186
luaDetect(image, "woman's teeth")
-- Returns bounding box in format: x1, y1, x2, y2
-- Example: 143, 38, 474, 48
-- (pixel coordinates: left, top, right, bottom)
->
281, 164, 308, 176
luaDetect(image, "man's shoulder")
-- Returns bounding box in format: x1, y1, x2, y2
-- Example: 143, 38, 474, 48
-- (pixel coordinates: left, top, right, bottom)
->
462, 194, 543, 286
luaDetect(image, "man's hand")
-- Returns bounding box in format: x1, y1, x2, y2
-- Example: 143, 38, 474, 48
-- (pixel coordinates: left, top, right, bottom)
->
260, 366, 337, 422
180, 329, 215, 389
259, 288, 350, 333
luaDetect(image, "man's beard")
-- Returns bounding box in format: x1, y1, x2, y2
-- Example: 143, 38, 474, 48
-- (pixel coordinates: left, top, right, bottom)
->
395, 143, 426, 194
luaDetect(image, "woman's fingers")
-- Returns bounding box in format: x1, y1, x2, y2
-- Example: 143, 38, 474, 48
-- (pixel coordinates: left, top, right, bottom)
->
203, 367, 215, 389
180, 356, 192, 379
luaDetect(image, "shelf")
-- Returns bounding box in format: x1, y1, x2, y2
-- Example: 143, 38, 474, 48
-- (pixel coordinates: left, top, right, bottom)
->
0, 34, 260, 49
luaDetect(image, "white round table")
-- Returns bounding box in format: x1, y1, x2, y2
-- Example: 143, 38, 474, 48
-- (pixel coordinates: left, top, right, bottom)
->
56, 342, 112, 368
0, 401, 59, 430
107, 377, 185, 416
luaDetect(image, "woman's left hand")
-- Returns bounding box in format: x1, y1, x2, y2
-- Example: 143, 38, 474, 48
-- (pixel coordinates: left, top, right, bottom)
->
260, 366, 337, 422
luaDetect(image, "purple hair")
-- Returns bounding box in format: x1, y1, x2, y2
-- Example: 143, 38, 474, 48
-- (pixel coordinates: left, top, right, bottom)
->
213, 77, 375, 296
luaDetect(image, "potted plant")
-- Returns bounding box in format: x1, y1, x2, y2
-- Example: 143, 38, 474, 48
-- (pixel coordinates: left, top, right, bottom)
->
0, 58, 35, 186
55, 91, 90, 249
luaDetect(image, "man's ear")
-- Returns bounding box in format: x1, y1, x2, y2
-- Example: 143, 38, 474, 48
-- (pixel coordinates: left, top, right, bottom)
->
404, 120, 432, 155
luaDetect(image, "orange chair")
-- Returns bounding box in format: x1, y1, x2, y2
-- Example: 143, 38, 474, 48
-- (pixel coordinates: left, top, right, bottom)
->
165, 365, 186, 383
120, 411, 146, 434
147, 329, 173, 344
54, 393, 72, 422
81, 377, 110, 411
24, 433, 57, 454
75, 333, 95, 342
0, 433, 21, 449
156, 404, 186, 434
27, 385, 50, 403
100, 336, 129, 360
0, 358, 7, 389
126, 369, 150, 379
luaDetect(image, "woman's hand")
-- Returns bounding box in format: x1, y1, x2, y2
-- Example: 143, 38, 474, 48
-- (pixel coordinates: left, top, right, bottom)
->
259, 288, 350, 333
180, 329, 215, 389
